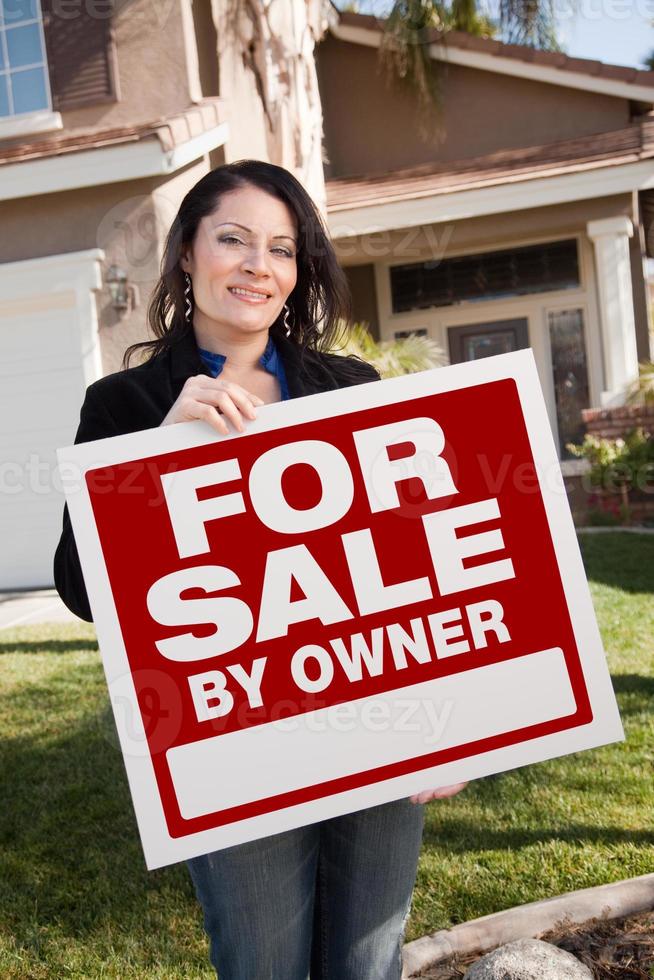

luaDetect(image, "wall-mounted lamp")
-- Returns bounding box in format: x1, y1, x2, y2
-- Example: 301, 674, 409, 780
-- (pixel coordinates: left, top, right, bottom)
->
106, 264, 140, 315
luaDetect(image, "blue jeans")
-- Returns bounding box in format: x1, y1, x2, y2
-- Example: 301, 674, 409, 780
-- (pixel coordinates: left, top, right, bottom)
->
186, 798, 425, 980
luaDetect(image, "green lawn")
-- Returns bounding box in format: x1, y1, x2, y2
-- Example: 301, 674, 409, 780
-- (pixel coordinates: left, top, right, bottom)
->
1, 533, 652, 978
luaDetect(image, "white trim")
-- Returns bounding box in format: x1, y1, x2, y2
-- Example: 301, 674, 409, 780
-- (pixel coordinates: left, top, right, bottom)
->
330, 20, 654, 104
0, 247, 105, 294
0, 248, 105, 387
587, 215, 634, 240
0, 109, 62, 139
327, 159, 654, 239
586, 216, 639, 405
0, 122, 230, 202
164, 123, 230, 171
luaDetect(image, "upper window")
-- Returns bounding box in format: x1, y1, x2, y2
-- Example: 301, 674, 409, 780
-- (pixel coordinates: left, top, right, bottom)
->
0, 0, 51, 118
390, 239, 581, 314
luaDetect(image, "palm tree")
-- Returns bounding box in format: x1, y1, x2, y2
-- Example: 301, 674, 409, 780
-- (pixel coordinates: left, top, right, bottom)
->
339, 0, 562, 136
335, 321, 448, 377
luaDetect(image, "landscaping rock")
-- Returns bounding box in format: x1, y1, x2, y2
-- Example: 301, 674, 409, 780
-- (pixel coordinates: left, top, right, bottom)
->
463, 938, 593, 980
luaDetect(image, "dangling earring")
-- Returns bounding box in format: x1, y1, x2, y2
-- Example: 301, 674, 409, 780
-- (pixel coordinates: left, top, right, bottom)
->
184, 271, 193, 324
282, 302, 292, 336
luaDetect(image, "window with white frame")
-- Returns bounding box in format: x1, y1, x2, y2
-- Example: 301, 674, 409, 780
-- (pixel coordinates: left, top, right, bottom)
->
0, 0, 51, 119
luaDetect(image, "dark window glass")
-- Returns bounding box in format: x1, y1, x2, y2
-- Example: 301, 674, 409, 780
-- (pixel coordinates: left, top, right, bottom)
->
390, 239, 580, 313
448, 318, 529, 363
548, 308, 590, 458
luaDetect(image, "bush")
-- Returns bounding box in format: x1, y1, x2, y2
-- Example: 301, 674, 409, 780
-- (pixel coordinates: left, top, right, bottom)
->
566, 427, 654, 494
625, 360, 654, 405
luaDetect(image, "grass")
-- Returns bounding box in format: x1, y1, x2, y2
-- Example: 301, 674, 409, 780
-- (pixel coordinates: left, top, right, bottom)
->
0, 533, 652, 977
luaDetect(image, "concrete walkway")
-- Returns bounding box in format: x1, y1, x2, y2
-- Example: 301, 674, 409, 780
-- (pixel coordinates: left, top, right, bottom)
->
0, 589, 80, 630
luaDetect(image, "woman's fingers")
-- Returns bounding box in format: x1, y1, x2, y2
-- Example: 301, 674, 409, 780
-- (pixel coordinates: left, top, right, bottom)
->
409, 782, 469, 805
212, 390, 248, 432
194, 379, 265, 426
196, 377, 265, 406
195, 401, 231, 435
162, 376, 266, 432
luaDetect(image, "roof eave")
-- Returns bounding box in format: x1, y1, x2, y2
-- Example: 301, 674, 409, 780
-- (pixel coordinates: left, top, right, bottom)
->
326, 157, 654, 239
0, 119, 230, 202
329, 17, 654, 105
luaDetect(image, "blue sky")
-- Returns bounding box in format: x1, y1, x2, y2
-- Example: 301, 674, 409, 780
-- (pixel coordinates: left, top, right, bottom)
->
337, 0, 654, 70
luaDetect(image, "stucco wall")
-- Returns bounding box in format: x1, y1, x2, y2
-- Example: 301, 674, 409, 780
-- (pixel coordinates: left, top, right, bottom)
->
316, 36, 632, 178
55, 0, 193, 135
214, 0, 328, 212
334, 194, 635, 267
0, 157, 211, 375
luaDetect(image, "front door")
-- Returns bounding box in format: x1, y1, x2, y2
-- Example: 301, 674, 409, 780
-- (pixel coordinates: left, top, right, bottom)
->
447, 318, 530, 363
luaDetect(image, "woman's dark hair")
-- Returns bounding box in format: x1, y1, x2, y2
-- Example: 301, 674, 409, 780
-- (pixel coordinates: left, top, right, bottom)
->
122, 159, 353, 369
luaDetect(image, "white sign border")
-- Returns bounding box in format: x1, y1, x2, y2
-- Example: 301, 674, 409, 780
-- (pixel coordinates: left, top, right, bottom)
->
58, 349, 624, 869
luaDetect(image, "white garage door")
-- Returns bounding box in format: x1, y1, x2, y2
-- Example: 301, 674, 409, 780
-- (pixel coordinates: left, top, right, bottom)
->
0, 250, 104, 590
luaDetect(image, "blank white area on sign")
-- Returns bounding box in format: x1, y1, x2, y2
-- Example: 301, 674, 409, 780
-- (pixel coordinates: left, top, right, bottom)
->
167, 646, 575, 821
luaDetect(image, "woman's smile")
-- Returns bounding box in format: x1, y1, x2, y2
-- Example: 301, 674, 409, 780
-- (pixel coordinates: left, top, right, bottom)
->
227, 285, 272, 304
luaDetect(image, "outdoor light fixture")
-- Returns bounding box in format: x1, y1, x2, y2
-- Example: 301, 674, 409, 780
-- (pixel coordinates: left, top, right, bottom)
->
106, 264, 139, 315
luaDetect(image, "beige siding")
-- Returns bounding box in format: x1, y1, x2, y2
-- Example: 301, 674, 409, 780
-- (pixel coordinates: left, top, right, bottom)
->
0, 158, 211, 375
55, 0, 194, 136
336, 194, 634, 267
317, 36, 632, 178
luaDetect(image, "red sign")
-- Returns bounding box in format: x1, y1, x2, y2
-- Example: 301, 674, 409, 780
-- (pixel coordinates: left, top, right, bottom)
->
60, 352, 622, 868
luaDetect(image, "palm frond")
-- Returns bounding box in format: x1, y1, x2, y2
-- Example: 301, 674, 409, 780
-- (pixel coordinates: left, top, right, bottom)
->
336, 321, 448, 378
449, 0, 496, 35
377, 0, 447, 139
625, 361, 654, 406
498, 0, 563, 50
376, 0, 557, 133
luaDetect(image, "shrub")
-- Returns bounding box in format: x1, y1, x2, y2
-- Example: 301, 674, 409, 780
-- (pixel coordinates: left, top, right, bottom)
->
567, 428, 654, 493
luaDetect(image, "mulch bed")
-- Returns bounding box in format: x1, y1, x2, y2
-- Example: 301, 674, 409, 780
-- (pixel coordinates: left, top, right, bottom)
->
417, 909, 654, 978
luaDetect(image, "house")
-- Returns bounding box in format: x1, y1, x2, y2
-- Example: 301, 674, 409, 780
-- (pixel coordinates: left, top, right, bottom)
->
320, 8, 654, 454
1, 0, 653, 590
0, 0, 326, 590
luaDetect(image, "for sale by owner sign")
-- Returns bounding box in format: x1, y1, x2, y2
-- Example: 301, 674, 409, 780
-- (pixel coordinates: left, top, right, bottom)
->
58, 350, 623, 869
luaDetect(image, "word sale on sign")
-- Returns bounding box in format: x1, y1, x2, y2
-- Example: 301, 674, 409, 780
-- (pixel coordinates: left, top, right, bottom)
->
59, 350, 622, 869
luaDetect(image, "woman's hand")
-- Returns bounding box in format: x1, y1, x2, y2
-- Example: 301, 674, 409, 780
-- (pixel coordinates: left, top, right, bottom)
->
409, 782, 468, 805
161, 375, 265, 435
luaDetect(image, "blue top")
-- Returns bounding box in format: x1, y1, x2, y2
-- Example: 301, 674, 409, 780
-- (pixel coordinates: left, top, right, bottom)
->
197, 334, 290, 401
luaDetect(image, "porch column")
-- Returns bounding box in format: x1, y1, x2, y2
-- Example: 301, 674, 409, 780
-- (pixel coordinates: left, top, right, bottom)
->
586, 216, 640, 406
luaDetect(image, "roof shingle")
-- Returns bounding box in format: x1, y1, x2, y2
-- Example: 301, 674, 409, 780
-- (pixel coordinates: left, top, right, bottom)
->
326, 118, 654, 210
0, 98, 226, 166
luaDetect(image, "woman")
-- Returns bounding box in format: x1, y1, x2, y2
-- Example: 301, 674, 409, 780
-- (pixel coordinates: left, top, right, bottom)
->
54, 159, 466, 980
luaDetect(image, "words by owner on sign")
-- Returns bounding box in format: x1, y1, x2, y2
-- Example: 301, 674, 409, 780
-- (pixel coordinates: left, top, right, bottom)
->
59, 351, 623, 869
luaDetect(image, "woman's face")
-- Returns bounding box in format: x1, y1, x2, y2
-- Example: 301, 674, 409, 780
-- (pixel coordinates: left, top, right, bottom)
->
181, 184, 299, 341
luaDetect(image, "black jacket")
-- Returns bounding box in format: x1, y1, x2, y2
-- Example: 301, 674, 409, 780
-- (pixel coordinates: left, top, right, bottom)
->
53, 325, 380, 622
